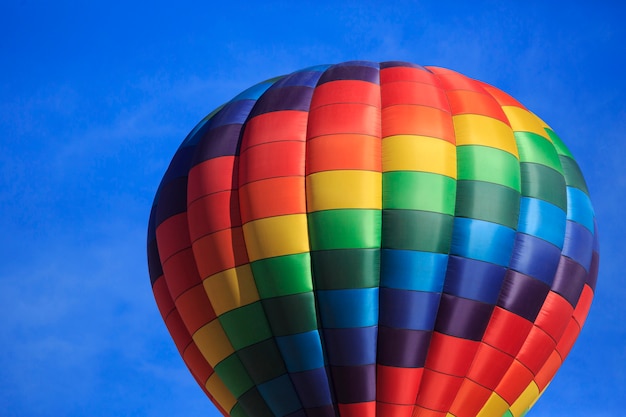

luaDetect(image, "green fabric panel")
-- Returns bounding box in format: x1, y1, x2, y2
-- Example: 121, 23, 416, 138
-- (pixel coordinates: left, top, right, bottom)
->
514, 131, 563, 174
229, 403, 249, 417
261, 292, 318, 336
501, 411, 514, 417
237, 339, 287, 384
251, 253, 313, 299
219, 302, 272, 350
237, 388, 277, 417
307, 209, 381, 250
520, 163, 567, 212
382, 171, 456, 215
214, 353, 255, 398
545, 128, 574, 158
457, 145, 521, 191
455, 180, 521, 229
311, 248, 380, 290
382, 209, 454, 253
559, 155, 590, 195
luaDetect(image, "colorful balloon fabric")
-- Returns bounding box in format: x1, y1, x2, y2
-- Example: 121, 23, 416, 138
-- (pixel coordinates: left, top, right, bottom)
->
147, 61, 599, 417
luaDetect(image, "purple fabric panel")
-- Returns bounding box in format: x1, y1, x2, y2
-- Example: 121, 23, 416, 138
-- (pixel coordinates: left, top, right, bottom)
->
443, 256, 506, 305
286, 405, 336, 417
154, 176, 188, 225
551, 255, 587, 306
285, 410, 308, 417
160, 145, 195, 183
587, 251, 599, 291
497, 269, 551, 322
378, 288, 440, 330
323, 327, 377, 366
147, 239, 163, 284
273, 70, 324, 88
330, 364, 376, 403
248, 85, 314, 117
562, 220, 594, 271
209, 99, 256, 128
434, 294, 494, 341
192, 123, 243, 164
509, 233, 561, 286
290, 368, 334, 408
318, 63, 379, 85
377, 326, 431, 367
380, 61, 426, 70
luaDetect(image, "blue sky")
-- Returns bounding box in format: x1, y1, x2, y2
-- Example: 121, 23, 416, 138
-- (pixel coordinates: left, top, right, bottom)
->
1, 1, 624, 416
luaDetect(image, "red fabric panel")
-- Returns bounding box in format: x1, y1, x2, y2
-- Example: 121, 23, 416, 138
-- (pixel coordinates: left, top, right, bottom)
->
515, 325, 556, 375
424, 332, 479, 377
156, 213, 191, 262
466, 343, 515, 390
446, 89, 510, 125
534, 350, 562, 391
239, 177, 305, 223
310, 80, 380, 109
308, 103, 381, 138
380, 66, 440, 85
306, 134, 381, 174
573, 285, 594, 327
376, 401, 414, 417
410, 406, 447, 417
482, 307, 533, 356
164, 308, 192, 355
376, 365, 423, 404
187, 191, 240, 239
192, 228, 248, 278
338, 401, 375, 417
425, 67, 486, 93
381, 81, 449, 111
381, 105, 454, 142
534, 291, 574, 341
415, 370, 463, 411
161, 248, 202, 300
175, 284, 217, 334
555, 317, 581, 359
449, 379, 493, 417
477, 81, 528, 109
239, 141, 305, 185
152, 274, 175, 320
187, 156, 237, 203
240, 110, 308, 152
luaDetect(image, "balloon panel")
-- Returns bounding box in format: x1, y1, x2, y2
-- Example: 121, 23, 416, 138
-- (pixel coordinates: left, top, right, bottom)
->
147, 61, 599, 417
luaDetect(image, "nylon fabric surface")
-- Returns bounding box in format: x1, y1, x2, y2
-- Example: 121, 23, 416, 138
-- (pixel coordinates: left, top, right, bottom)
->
147, 61, 599, 417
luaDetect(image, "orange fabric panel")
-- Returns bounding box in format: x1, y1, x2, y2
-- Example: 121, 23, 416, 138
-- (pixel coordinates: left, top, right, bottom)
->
555, 318, 581, 359
338, 401, 376, 417
446, 90, 509, 124
482, 307, 533, 357
534, 350, 562, 391
477, 81, 528, 109
415, 370, 463, 411
192, 227, 249, 279
187, 191, 241, 240
306, 134, 381, 174
381, 105, 454, 143
175, 283, 217, 334
187, 156, 237, 203
411, 407, 447, 417
310, 80, 380, 108
239, 177, 306, 223
449, 379, 493, 417
376, 365, 423, 404
425, 332, 479, 377
308, 103, 381, 138
466, 343, 515, 390
380, 66, 440, 85
162, 247, 202, 300
381, 81, 449, 111
240, 110, 308, 152
494, 360, 534, 405
534, 291, 574, 341
239, 140, 305, 184
425, 66, 485, 93
152, 276, 174, 320
156, 213, 191, 262
515, 325, 556, 375
573, 285, 594, 327
164, 308, 192, 355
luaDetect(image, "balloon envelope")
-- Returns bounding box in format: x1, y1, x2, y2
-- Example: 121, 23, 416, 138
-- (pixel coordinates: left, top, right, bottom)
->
147, 61, 599, 417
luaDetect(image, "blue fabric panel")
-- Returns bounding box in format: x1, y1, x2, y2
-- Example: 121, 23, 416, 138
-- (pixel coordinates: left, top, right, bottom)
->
517, 197, 566, 248
566, 187, 595, 232
323, 327, 377, 366
316, 288, 379, 328
379, 288, 440, 331
509, 232, 562, 286
290, 368, 334, 408
562, 220, 594, 271
275, 331, 325, 372
274, 69, 327, 88
209, 99, 256, 128
257, 374, 302, 417
232, 79, 280, 101
380, 61, 426, 70
450, 218, 516, 267
380, 249, 448, 292
443, 256, 506, 305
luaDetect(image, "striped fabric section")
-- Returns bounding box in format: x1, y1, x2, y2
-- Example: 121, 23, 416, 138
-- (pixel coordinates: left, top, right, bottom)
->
147, 61, 599, 417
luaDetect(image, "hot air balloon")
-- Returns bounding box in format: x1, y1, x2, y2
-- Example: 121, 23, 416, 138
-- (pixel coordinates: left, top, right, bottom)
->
147, 61, 599, 417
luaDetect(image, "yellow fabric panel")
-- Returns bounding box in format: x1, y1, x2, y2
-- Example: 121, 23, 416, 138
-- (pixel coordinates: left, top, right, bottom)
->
205, 372, 237, 412
193, 320, 234, 367
477, 392, 510, 417
242, 214, 310, 262
502, 106, 550, 140
382, 135, 457, 178
203, 265, 259, 316
305, 170, 382, 211
452, 114, 519, 158
509, 381, 540, 417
